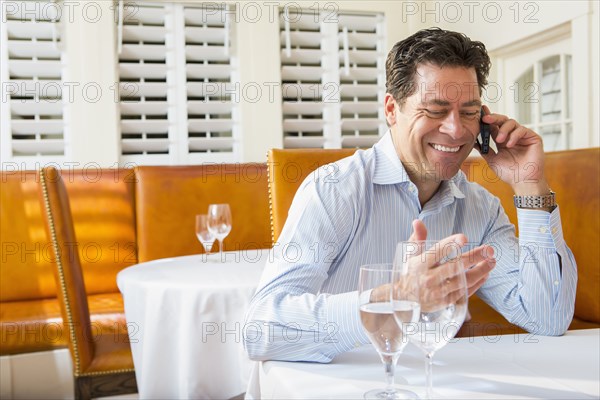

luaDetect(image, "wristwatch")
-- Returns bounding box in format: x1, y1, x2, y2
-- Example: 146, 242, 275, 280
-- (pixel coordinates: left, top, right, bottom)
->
513, 191, 556, 209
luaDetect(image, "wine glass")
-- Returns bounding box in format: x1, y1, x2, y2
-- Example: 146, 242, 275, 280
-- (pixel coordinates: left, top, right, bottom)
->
394, 240, 468, 399
207, 204, 232, 261
195, 214, 215, 257
358, 264, 418, 399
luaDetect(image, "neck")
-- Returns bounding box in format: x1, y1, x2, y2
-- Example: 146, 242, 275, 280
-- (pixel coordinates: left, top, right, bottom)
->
404, 166, 443, 207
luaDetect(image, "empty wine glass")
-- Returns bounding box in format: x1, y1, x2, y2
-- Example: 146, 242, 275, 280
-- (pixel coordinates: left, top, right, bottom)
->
358, 264, 418, 399
394, 240, 468, 399
195, 214, 215, 257
207, 204, 232, 262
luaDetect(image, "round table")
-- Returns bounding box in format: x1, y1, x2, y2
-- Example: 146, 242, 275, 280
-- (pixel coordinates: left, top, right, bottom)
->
117, 249, 270, 399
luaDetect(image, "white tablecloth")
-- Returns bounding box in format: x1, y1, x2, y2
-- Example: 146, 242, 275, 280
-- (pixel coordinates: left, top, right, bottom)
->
252, 328, 600, 399
117, 249, 269, 399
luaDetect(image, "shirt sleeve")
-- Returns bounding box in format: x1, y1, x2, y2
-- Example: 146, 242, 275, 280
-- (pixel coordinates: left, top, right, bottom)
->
243, 177, 370, 362
477, 202, 577, 336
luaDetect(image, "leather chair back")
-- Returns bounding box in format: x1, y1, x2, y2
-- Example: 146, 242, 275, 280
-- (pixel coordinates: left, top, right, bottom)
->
1, 170, 56, 302
462, 148, 600, 324
39, 167, 137, 399
38, 167, 94, 373
546, 148, 599, 323
267, 148, 357, 244
134, 164, 272, 262
266, 147, 600, 330
1, 169, 137, 303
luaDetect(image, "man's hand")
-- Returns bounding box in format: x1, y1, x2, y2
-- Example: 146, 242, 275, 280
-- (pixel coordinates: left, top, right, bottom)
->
462, 244, 496, 295
369, 221, 496, 304
408, 220, 495, 298
478, 106, 551, 196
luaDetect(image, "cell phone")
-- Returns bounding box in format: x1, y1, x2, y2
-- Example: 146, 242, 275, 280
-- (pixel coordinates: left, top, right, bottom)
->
477, 108, 491, 154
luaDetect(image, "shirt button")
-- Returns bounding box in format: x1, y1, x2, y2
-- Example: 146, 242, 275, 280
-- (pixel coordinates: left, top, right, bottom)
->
554, 280, 560, 286
408, 186, 416, 193
552, 227, 558, 234
539, 226, 548, 233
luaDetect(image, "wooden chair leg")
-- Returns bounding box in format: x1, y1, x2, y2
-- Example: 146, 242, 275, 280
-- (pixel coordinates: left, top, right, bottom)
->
75, 372, 137, 399
75, 376, 92, 400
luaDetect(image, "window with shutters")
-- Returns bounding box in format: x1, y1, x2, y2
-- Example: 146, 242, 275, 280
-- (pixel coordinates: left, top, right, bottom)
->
280, 9, 386, 149
1, 0, 66, 167
118, 2, 238, 165
513, 54, 572, 151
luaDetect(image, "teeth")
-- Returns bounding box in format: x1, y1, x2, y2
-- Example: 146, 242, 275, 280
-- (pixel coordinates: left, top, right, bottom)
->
432, 144, 460, 153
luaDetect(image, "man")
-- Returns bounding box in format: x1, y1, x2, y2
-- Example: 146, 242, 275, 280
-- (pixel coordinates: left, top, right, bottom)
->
244, 28, 577, 362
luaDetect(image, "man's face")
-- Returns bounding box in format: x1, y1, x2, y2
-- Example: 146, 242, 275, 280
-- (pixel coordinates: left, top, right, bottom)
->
385, 64, 481, 183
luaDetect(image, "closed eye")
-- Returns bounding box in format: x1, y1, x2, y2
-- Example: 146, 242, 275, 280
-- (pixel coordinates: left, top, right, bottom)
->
424, 109, 447, 118
460, 111, 479, 119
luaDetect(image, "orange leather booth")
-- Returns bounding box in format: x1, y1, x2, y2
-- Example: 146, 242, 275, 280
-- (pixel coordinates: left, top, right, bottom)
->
1, 148, 598, 355
1, 164, 272, 355
461, 148, 600, 331
267, 148, 600, 335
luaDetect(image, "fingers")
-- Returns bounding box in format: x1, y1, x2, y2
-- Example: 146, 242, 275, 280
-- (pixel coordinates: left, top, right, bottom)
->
402, 221, 463, 270
481, 110, 539, 148
418, 244, 496, 310
417, 234, 467, 269
408, 219, 428, 242
462, 245, 495, 269
419, 258, 465, 311
465, 258, 496, 296
467, 272, 489, 297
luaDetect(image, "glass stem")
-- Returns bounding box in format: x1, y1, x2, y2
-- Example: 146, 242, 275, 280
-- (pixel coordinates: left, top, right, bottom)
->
218, 239, 223, 261
425, 352, 434, 399
381, 353, 400, 394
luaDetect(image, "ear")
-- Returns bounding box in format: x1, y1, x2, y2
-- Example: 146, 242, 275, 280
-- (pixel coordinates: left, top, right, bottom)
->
384, 93, 398, 126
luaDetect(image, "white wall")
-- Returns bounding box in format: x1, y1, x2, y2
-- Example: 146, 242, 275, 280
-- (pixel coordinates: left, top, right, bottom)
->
63, 1, 120, 166
419, 0, 589, 50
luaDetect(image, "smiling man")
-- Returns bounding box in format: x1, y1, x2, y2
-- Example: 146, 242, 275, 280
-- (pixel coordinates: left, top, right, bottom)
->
244, 28, 577, 362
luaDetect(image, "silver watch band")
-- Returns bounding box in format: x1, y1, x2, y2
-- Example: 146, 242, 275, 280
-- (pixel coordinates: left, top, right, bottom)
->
513, 191, 556, 209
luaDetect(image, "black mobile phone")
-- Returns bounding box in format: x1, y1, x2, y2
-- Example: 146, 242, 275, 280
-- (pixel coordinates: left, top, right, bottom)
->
477, 108, 490, 154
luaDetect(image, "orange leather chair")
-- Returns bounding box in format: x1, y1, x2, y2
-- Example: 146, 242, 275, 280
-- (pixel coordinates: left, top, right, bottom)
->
461, 148, 600, 329
0, 170, 133, 355
38, 167, 137, 400
134, 164, 272, 262
268, 148, 357, 244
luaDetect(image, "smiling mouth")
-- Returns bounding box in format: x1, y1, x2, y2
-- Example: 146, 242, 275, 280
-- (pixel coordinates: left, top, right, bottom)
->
431, 143, 461, 153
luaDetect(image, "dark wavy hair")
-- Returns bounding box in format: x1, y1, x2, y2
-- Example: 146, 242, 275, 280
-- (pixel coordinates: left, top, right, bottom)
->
386, 28, 491, 105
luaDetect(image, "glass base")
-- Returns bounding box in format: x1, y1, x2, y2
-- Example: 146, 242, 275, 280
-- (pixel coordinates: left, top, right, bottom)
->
364, 388, 419, 400
200, 252, 217, 262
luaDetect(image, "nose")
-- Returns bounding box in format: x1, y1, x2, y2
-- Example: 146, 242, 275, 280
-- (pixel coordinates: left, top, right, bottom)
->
439, 110, 465, 140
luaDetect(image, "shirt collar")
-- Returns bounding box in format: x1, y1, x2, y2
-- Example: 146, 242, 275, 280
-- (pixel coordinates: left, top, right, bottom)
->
373, 131, 411, 185
372, 130, 465, 199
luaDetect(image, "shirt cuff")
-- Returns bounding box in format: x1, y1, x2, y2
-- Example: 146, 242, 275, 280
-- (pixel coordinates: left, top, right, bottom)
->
517, 205, 565, 249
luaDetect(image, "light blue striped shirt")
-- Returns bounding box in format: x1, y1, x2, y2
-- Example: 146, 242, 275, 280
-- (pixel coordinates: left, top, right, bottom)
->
244, 132, 577, 362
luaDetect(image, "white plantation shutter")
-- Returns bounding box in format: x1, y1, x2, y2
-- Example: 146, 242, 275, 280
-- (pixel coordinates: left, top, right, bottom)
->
118, 2, 238, 165
338, 14, 386, 148
280, 10, 385, 149
1, 0, 66, 166
119, 2, 172, 164
280, 11, 334, 148
184, 4, 238, 162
